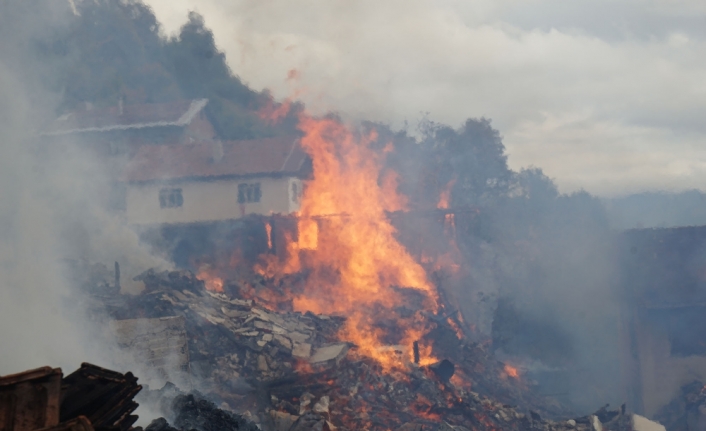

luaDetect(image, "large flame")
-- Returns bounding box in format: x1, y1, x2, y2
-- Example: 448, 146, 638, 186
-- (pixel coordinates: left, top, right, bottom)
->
287, 114, 439, 369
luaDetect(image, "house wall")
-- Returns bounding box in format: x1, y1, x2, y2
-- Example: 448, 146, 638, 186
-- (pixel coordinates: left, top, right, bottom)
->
126, 176, 302, 225
635, 315, 706, 417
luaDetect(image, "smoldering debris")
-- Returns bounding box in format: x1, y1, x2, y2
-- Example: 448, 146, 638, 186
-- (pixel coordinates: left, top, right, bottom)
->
64, 265, 662, 431
142, 390, 259, 431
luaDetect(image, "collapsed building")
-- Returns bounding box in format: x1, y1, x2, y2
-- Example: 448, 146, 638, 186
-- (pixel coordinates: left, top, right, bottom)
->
61, 265, 660, 431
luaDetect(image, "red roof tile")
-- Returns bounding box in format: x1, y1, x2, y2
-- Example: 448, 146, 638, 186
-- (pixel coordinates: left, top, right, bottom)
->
124, 136, 308, 183
45, 99, 208, 135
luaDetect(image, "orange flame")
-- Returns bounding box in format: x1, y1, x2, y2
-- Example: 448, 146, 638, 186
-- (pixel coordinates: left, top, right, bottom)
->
196, 265, 224, 293
258, 99, 292, 124
446, 317, 465, 340
255, 231, 301, 279
437, 179, 456, 209
265, 222, 273, 250
504, 364, 519, 378
282, 113, 439, 370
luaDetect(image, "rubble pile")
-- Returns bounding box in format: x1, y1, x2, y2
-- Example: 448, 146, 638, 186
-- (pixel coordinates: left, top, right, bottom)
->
143, 391, 259, 431
654, 381, 706, 431
111, 269, 347, 385
82, 268, 638, 431
0, 363, 144, 431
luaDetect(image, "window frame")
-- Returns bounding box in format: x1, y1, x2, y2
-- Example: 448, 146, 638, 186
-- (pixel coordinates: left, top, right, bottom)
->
237, 182, 262, 204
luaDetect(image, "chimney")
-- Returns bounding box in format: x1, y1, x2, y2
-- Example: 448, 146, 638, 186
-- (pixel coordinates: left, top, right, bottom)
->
212, 140, 224, 163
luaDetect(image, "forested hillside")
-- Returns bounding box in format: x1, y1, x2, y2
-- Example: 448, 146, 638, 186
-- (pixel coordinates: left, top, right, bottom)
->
36, 1, 300, 139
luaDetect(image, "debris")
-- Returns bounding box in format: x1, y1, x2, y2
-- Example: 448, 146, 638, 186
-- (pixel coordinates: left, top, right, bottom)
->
39, 416, 95, 431
0, 366, 62, 431
0, 363, 142, 431
312, 396, 329, 414
170, 392, 260, 431
292, 343, 312, 359
110, 316, 190, 386
258, 355, 270, 372
309, 344, 348, 365
654, 380, 706, 431
79, 268, 639, 431
267, 411, 299, 431
60, 363, 142, 431
633, 415, 666, 431
428, 359, 455, 382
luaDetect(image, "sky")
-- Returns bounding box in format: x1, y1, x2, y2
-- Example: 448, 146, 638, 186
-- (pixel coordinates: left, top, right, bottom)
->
143, 0, 706, 197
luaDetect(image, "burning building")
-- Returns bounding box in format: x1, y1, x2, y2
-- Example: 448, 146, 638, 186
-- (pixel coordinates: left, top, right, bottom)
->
122, 136, 308, 226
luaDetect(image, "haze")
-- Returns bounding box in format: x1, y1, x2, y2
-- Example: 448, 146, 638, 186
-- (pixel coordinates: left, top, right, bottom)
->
145, 0, 706, 196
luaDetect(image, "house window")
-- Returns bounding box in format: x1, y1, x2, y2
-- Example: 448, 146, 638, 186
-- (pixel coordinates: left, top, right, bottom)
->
159, 188, 183, 208
238, 183, 261, 203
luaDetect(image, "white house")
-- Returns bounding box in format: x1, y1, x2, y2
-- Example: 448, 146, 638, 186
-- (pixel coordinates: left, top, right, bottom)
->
122, 136, 309, 226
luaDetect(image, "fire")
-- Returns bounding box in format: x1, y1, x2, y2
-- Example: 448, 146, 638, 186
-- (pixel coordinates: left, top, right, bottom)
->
437, 179, 456, 209
196, 265, 224, 293
265, 222, 273, 249
258, 99, 292, 124
255, 231, 301, 279
280, 113, 440, 370
446, 317, 465, 340
504, 364, 519, 379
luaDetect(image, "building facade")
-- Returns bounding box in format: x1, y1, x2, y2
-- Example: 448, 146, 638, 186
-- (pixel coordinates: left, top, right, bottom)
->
122, 136, 308, 226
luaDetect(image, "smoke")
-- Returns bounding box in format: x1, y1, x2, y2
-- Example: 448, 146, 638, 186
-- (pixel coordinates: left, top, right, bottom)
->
382, 119, 624, 413
0, 0, 665, 418
145, 0, 706, 196
604, 190, 706, 229
0, 1, 169, 376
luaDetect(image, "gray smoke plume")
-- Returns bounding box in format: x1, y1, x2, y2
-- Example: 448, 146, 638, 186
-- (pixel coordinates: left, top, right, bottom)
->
0, 1, 169, 376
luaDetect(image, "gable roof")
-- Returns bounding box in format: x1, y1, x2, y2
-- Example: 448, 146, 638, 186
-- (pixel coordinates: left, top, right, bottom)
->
124, 136, 308, 183
44, 99, 209, 136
